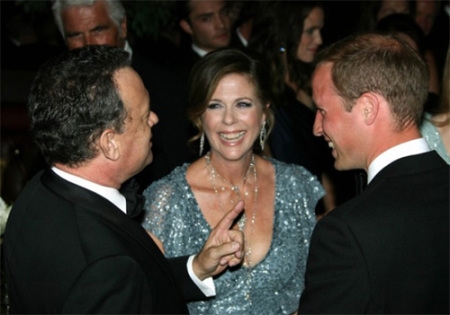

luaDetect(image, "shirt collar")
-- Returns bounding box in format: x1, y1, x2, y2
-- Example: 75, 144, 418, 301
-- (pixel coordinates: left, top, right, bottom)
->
236, 27, 248, 47
191, 43, 209, 57
367, 138, 430, 183
51, 166, 127, 213
124, 40, 133, 59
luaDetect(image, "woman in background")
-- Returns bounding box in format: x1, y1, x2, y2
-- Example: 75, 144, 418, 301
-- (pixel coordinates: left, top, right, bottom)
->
248, 1, 353, 216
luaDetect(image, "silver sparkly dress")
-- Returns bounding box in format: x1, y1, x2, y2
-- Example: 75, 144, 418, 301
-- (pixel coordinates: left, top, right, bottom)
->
420, 113, 450, 164
142, 158, 325, 314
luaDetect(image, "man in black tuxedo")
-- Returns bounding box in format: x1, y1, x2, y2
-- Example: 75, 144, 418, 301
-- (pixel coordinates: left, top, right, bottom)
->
175, 0, 232, 84
3, 45, 244, 314
298, 33, 449, 314
52, 0, 194, 186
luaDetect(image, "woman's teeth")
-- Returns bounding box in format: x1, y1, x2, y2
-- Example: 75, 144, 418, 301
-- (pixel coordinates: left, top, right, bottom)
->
220, 131, 245, 141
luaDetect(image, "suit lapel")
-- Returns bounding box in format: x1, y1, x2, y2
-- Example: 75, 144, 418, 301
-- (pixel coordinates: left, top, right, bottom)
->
40, 169, 177, 280
368, 151, 447, 190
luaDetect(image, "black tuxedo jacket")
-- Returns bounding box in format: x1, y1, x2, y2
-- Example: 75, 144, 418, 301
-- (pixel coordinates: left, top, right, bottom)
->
299, 151, 449, 314
3, 169, 204, 314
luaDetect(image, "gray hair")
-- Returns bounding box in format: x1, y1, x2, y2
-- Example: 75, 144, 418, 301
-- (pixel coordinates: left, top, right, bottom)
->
52, 0, 126, 39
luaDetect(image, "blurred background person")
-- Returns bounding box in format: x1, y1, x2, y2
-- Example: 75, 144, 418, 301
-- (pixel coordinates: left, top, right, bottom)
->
358, 0, 441, 111
413, 0, 449, 83
142, 48, 325, 314
247, 0, 356, 217
357, 0, 413, 33
420, 47, 450, 163
375, 13, 440, 111
174, 0, 232, 85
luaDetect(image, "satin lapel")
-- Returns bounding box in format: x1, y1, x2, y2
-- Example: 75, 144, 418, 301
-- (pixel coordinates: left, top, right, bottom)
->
40, 168, 176, 280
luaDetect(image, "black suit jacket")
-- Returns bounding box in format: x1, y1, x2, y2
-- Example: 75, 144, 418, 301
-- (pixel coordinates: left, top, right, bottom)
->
3, 169, 204, 314
299, 151, 449, 314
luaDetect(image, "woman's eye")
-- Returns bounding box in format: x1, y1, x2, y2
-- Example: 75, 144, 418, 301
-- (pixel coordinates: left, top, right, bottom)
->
207, 103, 222, 109
237, 102, 252, 108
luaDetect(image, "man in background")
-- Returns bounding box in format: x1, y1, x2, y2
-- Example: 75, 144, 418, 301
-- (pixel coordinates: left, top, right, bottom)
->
175, 0, 232, 82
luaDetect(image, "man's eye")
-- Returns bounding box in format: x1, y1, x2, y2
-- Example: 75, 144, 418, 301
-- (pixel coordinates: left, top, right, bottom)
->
92, 26, 107, 33
66, 33, 80, 38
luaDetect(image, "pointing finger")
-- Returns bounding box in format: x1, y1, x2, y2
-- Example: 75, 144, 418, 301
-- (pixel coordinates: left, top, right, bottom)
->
215, 200, 244, 231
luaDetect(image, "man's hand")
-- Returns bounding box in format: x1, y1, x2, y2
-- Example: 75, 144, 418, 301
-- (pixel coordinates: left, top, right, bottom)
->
193, 200, 245, 280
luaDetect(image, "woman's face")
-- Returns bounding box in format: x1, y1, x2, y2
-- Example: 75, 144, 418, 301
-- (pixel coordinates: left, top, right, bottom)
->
297, 7, 324, 63
202, 73, 266, 162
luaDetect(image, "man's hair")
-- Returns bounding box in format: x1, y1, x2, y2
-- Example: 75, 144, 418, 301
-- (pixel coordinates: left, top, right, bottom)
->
52, 0, 126, 39
187, 48, 274, 151
175, 0, 192, 23
316, 32, 428, 130
28, 45, 130, 166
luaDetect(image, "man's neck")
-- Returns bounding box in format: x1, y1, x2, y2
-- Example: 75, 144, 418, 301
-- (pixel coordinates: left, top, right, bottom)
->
367, 137, 430, 183
54, 162, 121, 189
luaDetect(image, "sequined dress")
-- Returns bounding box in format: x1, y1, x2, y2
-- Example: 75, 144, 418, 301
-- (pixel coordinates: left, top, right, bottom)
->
142, 158, 325, 314
421, 113, 450, 164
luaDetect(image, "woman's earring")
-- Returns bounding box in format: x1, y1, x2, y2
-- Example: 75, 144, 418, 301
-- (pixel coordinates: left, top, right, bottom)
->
259, 121, 267, 151
199, 133, 205, 156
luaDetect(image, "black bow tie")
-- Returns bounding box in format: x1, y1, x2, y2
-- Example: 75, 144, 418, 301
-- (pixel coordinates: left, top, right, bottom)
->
120, 179, 145, 218
355, 171, 368, 195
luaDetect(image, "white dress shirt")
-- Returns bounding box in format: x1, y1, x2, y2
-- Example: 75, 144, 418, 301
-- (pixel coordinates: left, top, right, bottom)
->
236, 27, 248, 47
51, 166, 215, 296
192, 44, 209, 57
367, 138, 431, 184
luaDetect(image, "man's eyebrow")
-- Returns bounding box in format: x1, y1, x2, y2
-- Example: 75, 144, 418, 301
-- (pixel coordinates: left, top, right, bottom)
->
90, 24, 109, 31
194, 12, 214, 20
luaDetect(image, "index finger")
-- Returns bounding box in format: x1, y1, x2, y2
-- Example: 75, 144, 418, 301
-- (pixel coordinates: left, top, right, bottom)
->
214, 200, 244, 231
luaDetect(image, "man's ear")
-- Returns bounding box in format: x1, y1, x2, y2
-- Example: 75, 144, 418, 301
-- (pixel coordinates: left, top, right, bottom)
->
180, 19, 193, 35
99, 129, 120, 161
359, 92, 379, 126
120, 16, 127, 39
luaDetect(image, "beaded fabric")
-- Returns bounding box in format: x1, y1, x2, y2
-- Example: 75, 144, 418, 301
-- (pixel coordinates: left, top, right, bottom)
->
420, 113, 450, 164
142, 158, 325, 315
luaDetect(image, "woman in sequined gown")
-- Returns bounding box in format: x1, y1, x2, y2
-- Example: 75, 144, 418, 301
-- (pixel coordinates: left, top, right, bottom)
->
141, 49, 325, 314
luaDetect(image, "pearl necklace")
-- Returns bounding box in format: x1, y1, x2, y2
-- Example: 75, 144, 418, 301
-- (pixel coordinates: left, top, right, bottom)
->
204, 152, 258, 268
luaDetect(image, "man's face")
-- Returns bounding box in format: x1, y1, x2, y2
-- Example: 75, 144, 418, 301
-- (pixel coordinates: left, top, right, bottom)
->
312, 63, 366, 171
181, 0, 231, 52
114, 67, 158, 178
61, 1, 126, 50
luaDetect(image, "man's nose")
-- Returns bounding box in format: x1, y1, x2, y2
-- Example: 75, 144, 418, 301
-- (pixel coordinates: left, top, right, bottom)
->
313, 112, 323, 137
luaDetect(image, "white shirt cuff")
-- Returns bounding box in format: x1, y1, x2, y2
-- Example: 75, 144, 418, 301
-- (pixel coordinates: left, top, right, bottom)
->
187, 255, 216, 297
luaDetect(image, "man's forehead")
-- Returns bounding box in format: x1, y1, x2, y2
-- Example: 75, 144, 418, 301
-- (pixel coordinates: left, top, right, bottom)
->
189, 0, 226, 16
62, 2, 113, 26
